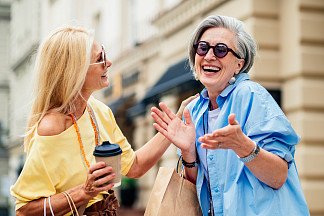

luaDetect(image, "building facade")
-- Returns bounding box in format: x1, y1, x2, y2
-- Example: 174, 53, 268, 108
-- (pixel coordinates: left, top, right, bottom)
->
4, 0, 324, 215
0, 0, 11, 215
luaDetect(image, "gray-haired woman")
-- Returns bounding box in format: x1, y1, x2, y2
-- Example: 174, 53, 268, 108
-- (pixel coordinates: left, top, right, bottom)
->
151, 15, 309, 216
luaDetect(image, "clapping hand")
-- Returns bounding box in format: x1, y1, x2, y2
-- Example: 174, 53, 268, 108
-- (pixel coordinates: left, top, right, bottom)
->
151, 102, 196, 153
199, 113, 248, 151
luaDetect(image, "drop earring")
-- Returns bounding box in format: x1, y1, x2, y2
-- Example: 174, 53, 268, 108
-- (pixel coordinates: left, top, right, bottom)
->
229, 76, 236, 85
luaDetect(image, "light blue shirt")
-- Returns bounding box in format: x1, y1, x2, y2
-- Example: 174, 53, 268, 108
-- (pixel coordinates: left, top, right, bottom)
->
181, 73, 309, 216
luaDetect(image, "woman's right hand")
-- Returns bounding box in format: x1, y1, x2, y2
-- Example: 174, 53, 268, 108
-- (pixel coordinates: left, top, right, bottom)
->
82, 162, 116, 199
151, 102, 196, 155
176, 94, 199, 119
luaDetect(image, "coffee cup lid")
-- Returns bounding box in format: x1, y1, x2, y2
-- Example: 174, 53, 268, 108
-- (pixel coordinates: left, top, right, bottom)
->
93, 141, 123, 157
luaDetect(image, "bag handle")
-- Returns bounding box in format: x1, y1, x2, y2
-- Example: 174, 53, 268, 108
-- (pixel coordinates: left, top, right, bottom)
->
176, 156, 184, 177
62, 192, 80, 216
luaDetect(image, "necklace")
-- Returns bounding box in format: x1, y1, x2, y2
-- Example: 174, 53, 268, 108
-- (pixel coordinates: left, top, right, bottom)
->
70, 105, 99, 170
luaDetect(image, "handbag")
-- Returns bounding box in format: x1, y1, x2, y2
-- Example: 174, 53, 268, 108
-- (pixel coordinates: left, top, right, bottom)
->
83, 190, 119, 216
144, 166, 203, 216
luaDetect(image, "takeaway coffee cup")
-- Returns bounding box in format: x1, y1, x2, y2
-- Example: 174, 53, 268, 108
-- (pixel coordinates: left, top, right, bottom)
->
93, 141, 123, 187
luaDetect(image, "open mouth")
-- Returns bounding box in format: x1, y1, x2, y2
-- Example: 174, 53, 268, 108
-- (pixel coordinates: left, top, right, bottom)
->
101, 72, 108, 78
203, 66, 220, 73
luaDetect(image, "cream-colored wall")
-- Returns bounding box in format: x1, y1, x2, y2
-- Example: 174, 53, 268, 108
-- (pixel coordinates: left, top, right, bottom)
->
280, 0, 324, 214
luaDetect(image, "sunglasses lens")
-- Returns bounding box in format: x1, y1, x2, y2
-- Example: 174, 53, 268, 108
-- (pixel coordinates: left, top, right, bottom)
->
196, 42, 209, 56
103, 52, 106, 68
214, 44, 228, 58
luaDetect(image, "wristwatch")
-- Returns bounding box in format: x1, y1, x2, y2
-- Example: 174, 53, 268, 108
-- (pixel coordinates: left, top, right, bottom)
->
239, 141, 260, 163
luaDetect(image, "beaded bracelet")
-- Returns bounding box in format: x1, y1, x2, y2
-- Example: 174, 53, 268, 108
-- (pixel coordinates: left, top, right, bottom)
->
181, 155, 199, 168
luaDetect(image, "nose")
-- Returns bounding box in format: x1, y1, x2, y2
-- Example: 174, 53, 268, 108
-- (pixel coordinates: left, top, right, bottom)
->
106, 58, 112, 68
204, 47, 216, 61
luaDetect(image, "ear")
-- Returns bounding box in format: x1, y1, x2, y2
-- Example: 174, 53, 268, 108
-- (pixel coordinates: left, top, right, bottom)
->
235, 58, 245, 75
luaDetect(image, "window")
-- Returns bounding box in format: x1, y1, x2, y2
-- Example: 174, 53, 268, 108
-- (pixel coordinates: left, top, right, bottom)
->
122, 70, 139, 87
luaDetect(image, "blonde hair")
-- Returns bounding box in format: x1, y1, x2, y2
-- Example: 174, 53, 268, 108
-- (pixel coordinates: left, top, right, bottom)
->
24, 26, 94, 151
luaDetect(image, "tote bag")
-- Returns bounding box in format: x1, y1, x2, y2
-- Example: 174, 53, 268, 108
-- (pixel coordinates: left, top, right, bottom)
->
144, 167, 203, 216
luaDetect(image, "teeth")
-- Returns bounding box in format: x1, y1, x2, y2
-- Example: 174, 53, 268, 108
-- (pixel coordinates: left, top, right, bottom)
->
203, 66, 220, 72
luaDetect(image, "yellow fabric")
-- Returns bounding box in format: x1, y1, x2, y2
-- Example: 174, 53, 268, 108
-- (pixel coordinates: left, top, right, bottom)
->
10, 96, 135, 213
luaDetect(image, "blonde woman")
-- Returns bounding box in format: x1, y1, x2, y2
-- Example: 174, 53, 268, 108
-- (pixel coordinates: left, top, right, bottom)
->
11, 26, 197, 216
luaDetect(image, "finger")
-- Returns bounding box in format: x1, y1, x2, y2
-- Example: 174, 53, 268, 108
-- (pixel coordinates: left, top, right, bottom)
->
183, 109, 193, 125
211, 125, 232, 137
176, 94, 199, 118
91, 166, 113, 181
228, 113, 239, 125
151, 112, 168, 130
96, 172, 116, 187
201, 143, 218, 150
151, 106, 171, 125
153, 123, 170, 139
183, 93, 199, 104
201, 140, 219, 146
199, 136, 222, 145
159, 102, 177, 120
89, 162, 106, 174
101, 183, 115, 191
200, 132, 222, 142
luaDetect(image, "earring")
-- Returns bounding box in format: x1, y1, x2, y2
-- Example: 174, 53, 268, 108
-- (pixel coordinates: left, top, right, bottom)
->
229, 76, 236, 85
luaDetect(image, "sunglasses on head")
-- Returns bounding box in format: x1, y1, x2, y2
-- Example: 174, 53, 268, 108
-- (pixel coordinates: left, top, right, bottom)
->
193, 41, 242, 59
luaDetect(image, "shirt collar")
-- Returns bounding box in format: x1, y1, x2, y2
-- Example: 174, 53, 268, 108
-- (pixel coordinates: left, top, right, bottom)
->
200, 73, 250, 99
219, 73, 250, 98
199, 73, 250, 109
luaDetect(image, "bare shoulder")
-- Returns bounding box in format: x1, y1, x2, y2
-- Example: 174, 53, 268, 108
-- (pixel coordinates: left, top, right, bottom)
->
37, 112, 71, 136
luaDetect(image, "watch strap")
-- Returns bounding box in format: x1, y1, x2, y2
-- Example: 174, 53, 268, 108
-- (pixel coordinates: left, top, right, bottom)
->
239, 141, 260, 163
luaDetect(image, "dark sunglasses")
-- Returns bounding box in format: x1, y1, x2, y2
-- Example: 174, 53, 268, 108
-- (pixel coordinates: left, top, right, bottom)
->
194, 41, 242, 59
89, 45, 107, 69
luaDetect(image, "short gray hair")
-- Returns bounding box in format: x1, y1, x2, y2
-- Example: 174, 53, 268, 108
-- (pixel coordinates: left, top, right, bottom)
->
188, 15, 257, 77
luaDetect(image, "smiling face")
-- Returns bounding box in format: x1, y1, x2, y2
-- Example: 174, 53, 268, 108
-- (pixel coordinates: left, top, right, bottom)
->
82, 41, 112, 97
195, 27, 244, 97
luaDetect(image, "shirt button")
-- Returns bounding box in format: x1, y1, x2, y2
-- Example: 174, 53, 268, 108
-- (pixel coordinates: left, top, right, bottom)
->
209, 155, 214, 160
214, 187, 219, 192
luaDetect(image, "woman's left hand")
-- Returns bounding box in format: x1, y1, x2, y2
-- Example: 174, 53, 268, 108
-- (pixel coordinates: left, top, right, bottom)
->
199, 113, 289, 189
199, 113, 254, 156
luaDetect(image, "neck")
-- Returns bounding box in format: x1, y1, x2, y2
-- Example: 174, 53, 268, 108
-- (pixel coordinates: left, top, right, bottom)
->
209, 100, 218, 110
72, 94, 90, 119
207, 92, 219, 110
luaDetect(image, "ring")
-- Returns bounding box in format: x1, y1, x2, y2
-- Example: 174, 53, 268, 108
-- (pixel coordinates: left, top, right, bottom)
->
218, 142, 222, 148
94, 181, 97, 187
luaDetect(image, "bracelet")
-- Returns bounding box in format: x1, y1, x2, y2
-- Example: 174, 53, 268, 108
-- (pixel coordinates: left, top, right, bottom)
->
181, 155, 199, 168
48, 196, 55, 216
238, 141, 260, 163
44, 198, 47, 216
